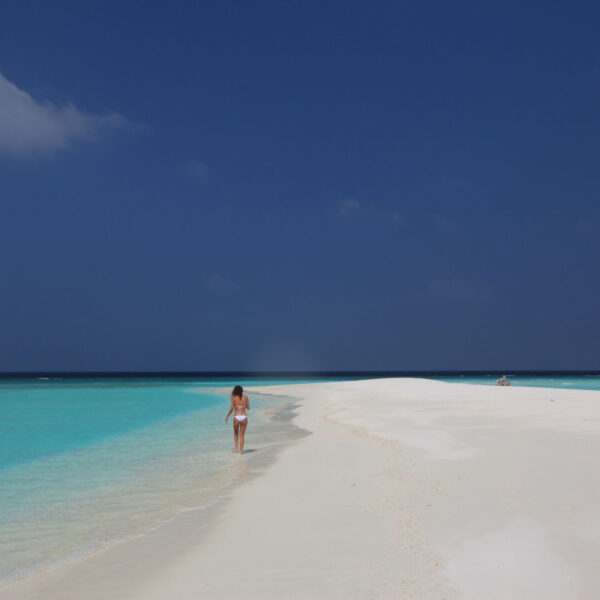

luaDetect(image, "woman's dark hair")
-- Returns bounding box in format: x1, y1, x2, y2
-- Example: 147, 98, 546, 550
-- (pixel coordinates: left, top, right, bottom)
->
232, 385, 243, 398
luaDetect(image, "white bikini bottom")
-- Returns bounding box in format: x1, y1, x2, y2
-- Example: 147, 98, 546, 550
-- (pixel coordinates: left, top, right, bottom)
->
234, 415, 247, 422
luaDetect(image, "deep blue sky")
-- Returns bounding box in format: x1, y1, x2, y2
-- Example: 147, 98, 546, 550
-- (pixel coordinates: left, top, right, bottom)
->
1, 1, 599, 371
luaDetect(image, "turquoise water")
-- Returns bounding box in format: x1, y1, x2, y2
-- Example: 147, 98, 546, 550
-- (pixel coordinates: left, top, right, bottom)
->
435, 375, 600, 391
1, 377, 325, 470
0, 377, 330, 585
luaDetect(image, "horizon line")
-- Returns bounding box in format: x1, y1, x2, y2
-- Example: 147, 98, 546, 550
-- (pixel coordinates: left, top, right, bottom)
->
1, 369, 599, 379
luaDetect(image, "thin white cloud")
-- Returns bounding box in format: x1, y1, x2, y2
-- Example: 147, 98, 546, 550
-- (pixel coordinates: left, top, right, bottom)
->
429, 277, 491, 302
576, 214, 600, 237
390, 210, 403, 224
433, 176, 471, 193
0, 71, 144, 157
339, 197, 361, 218
433, 213, 458, 233
185, 159, 208, 179
206, 274, 236, 292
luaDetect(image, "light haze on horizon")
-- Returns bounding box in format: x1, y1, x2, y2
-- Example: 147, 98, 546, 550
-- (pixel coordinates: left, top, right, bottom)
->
1, 1, 599, 372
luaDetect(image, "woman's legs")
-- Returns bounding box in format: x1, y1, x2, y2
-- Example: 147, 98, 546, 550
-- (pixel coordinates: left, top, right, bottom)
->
232, 420, 240, 452
239, 419, 248, 453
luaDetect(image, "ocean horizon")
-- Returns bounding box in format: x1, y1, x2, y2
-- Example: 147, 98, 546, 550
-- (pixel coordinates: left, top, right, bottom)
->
2, 370, 600, 378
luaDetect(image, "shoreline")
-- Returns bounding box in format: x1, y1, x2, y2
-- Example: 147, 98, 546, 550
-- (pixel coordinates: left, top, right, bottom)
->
4, 378, 600, 598
0, 395, 308, 598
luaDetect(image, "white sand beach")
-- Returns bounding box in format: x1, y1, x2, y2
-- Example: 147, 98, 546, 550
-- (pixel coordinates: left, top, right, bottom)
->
4, 378, 600, 599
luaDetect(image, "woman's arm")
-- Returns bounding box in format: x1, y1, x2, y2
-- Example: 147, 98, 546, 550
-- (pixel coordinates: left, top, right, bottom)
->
245, 394, 250, 410
225, 397, 234, 423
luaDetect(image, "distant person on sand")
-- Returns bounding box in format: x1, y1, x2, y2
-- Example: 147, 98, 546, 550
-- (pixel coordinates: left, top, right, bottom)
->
225, 385, 250, 454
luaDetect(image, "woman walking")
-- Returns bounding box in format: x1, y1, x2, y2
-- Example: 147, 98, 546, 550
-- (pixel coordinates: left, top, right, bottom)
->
225, 385, 250, 453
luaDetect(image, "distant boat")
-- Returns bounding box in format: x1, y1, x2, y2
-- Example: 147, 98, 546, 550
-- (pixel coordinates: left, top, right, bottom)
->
496, 375, 511, 386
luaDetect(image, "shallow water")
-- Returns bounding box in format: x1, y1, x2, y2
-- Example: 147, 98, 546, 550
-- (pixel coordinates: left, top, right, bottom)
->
0, 377, 317, 585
